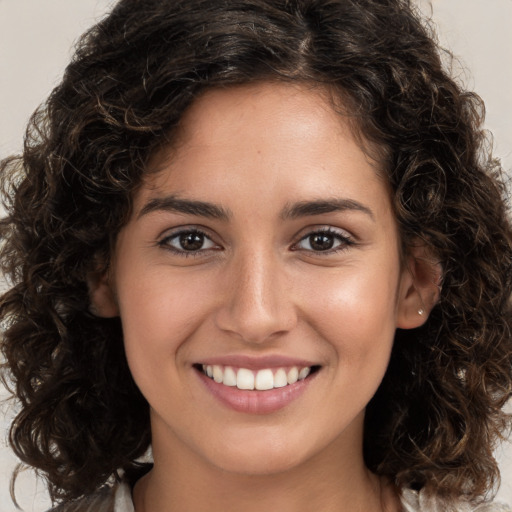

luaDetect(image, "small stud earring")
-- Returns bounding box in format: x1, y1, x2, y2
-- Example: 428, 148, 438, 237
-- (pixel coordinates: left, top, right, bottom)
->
418, 308, 425, 316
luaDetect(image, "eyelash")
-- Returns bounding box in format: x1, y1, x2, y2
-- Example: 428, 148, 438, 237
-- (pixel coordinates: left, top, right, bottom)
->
157, 227, 355, 257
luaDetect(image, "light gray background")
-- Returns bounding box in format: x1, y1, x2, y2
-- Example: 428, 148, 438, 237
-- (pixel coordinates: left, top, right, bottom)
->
0, 1, 511, 510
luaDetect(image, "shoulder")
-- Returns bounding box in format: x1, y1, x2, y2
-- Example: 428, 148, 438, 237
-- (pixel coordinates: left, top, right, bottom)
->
45, 486, 114, 512
44, 480, 133, 512
400, 488, 512, 512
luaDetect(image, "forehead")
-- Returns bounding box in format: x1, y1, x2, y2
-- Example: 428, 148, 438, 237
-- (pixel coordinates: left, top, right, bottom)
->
180, 82, 342, 141
136, 82, 389, 216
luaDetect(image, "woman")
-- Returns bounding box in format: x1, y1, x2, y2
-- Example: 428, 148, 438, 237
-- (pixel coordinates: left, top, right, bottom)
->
1, 0, 511, 511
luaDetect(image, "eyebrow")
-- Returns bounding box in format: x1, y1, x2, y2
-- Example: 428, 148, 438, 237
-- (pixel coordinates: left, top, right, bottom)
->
138, 195, 231, 221
138, 195, 374, 222
281, 198, 375, 221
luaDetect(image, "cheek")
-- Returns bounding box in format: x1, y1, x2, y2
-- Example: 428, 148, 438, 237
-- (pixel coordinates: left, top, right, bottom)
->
299, 262, 399, 365
115, 267, 219, 374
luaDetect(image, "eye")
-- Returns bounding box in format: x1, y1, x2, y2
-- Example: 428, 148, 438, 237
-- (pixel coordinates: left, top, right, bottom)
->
159, 229, 217, 254
294, 228, 353, 253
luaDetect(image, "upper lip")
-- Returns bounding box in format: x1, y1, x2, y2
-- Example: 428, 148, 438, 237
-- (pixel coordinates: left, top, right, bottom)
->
195, 355, 319, 370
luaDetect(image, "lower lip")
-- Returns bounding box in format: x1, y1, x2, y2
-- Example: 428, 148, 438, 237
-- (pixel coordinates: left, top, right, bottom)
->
196, 369, 317, 414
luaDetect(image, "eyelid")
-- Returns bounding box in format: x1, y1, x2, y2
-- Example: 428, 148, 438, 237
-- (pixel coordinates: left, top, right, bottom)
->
157, 223, 214, 240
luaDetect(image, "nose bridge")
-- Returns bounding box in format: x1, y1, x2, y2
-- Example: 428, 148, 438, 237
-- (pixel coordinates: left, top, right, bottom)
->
215, 245, 296, 343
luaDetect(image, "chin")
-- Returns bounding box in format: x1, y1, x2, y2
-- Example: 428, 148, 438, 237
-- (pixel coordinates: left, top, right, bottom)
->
193, 424, 326, 477
209, 447, 308, 477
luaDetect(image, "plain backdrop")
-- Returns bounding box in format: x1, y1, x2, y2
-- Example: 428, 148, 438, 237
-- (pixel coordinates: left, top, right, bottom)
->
0, 1, 511, 511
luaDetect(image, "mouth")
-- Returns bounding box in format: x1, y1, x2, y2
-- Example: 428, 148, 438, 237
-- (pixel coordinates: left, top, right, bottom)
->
194, 364, 321, 391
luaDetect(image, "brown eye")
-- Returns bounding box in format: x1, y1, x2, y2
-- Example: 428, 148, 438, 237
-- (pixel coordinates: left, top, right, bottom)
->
161, 230, 217, 253
179, 232, 205, 251
295, 228, 353, 253
308, 233, 335, 251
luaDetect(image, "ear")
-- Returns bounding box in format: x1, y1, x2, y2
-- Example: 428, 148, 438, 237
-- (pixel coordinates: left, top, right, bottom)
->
88, 267, 119, 318
396, 241, 442, 329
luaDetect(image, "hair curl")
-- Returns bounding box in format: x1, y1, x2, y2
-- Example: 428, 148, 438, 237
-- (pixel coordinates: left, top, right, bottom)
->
1, 0, 511, 506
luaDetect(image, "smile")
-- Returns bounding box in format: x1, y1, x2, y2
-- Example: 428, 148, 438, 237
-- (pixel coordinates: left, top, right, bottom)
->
200, 364, 314, 390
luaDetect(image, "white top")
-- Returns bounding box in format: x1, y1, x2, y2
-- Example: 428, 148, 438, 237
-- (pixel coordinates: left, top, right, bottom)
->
48, 480, 512, 511
115, 482, 511, 512
399, 488, 511, 512
115, 482, 134, 511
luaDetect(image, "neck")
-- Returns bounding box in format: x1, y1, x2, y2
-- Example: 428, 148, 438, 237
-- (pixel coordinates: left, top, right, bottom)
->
133, 420, 399, 512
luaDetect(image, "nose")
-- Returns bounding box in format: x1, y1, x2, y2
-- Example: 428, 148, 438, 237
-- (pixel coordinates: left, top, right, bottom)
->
214, 249, 298, 344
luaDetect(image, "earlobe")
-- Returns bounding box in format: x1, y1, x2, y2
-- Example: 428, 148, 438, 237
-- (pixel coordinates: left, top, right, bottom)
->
88, 268, 119, 318
396, 242, 442, 329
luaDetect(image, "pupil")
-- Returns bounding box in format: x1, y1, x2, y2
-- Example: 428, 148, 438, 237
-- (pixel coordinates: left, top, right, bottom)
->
310, 233, 334, 251
180, 232, 204, 251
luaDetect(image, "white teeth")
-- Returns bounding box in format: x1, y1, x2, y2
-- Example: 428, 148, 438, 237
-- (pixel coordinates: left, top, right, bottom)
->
287, 367, 299, 384
255, 369, 274, 390
274, 368, 288, 388
201, 364, 314, 389
223, 366, 237, 386
298, 367, 311, 380
213, 365, 223, 383
236, 368, 255, 390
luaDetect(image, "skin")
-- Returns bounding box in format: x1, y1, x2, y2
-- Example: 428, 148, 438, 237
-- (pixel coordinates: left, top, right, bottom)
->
92, 82, 434, 512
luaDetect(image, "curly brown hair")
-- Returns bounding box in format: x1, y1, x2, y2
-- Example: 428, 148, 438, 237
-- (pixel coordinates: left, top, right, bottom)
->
1, 0, 511, 506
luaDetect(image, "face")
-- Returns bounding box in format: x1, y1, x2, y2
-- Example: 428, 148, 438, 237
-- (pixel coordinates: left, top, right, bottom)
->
95, 82, 424, 476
